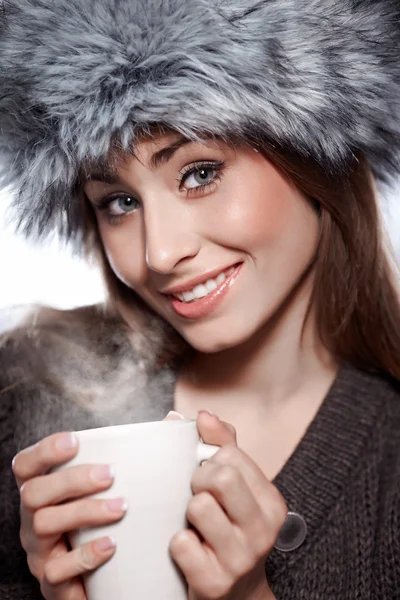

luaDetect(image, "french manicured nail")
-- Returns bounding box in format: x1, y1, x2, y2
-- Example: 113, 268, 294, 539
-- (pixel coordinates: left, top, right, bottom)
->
56, 433, 78, 451
166, 411, 185, 419
91, 464, 115, 482
201, 409, 219, 418
94, 536, 117, 553
106, 497, 128, 513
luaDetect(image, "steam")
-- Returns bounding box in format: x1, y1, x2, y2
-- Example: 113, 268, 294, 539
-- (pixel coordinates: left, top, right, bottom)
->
2, 303, 177, 451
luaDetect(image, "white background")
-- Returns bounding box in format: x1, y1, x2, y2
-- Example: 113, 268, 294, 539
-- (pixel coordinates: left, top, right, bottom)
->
0, 183, 399, 311
0, 188, 105, 310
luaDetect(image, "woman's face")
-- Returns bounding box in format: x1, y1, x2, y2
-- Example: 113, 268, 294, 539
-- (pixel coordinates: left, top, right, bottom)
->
83, 133, 320, 353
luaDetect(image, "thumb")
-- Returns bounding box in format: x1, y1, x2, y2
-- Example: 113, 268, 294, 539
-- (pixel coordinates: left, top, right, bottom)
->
196, 410, 237, 447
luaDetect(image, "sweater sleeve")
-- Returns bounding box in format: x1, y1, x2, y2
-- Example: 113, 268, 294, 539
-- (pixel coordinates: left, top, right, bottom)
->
0, 365, 45, 599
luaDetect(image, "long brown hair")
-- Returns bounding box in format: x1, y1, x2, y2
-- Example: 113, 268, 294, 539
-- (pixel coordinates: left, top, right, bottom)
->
78, 140, 400, 379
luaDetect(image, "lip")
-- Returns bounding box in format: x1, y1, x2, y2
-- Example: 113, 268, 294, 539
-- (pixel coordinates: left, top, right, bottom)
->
168, 263, 243, 320
160, 264, 239, 296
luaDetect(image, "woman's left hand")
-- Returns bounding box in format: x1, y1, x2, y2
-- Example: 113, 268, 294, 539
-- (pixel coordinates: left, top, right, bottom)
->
168, 410, 286, 600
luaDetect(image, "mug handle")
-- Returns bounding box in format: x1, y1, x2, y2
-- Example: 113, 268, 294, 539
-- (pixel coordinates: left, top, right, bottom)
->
196, 441, 220, 464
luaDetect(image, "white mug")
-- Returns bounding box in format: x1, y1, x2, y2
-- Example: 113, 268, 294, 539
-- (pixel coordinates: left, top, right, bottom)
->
57, 419, 219, 600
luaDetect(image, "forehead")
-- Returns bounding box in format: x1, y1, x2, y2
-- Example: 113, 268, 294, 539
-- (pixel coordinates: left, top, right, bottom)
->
79, 131, 239, 184
79, 130, 180, 180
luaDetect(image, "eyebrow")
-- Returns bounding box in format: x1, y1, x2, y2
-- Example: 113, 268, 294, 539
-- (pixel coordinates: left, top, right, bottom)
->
83, 136, 195, 184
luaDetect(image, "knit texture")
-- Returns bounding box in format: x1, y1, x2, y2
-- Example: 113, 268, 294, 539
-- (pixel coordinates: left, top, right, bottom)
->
0, 0, 400, 244
1, 305, 400, 599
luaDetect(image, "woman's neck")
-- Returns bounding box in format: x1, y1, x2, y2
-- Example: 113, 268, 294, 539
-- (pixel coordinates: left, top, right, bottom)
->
176, 279, 338, 417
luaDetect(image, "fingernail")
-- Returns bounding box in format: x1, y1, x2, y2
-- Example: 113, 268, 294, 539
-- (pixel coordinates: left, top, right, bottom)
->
105, 497, 128, 513
200, 409, 219, 418
94, 536, 117, 553
56, 433, 78, 451
91, 464, 115, 482
166, 411, 185, 419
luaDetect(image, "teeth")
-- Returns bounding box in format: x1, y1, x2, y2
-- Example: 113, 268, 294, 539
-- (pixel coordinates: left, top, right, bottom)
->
205, 279, 218, 292
182, 290, 195, 302
173, 266, 236, 304
192, 284, 209, 299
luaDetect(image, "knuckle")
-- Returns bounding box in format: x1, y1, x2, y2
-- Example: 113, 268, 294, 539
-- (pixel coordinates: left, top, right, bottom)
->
274, 497, 289, 527
42, 560, 60, 587
186, 492, 213, 520
215, 465, 239, 493
32, 509, 49, 537
34, 441, 47, 466
26, 554, 41, 580
69, 498, 87, 524
57, 467, 81, 497
267, 485, 288, 525
205, 576, 233, 599
253, 525, 274, 557
79, 543, 98, 571
230, 554, 253, 578
224, 422, 237, 437
19, 526, 28, 552
20, 481, 35, 510
277, 505, 289, 529
12, 454, 23, 478
217, 444, 238, 462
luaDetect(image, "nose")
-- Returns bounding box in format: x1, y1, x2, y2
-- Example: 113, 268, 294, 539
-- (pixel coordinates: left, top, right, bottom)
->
144, 201, 200, 274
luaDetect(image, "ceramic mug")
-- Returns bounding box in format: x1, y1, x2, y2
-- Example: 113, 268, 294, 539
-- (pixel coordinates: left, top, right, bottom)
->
56, 419, 220, 599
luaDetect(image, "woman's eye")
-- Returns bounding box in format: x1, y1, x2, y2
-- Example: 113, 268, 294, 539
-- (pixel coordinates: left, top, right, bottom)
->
181, 163, 223, 191
107, 195, 140, 215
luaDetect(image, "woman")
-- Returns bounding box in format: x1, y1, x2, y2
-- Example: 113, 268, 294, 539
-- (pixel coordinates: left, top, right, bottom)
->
1, 0, 400, 598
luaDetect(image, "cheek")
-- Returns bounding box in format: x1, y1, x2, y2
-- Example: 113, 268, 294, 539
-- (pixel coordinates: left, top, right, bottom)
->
98, 220, 147, 288
216, 167, 310, 253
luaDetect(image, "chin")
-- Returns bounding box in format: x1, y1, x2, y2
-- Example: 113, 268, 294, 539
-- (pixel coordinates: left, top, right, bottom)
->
182, 326, 255, 354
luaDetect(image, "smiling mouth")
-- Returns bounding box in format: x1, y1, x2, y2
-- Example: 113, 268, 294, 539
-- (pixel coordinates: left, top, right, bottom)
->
166, 263, 243, 320
171, 266, 236, 304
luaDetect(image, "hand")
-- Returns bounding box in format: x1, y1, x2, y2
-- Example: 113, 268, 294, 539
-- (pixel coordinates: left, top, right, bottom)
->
169, 411, 286, 600
12, 432, 127, 600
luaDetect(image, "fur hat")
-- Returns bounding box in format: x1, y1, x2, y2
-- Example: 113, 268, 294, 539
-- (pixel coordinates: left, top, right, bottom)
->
0, 0, 399, 243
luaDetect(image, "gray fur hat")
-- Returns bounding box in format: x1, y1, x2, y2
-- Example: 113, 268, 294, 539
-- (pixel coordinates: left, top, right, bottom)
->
0, 0, 399, 243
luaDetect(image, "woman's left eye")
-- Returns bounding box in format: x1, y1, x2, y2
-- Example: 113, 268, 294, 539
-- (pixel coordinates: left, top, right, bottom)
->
180, 161, 224, 192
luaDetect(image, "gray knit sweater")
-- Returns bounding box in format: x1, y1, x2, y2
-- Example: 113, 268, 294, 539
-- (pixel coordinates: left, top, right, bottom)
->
1, 305, 400, 599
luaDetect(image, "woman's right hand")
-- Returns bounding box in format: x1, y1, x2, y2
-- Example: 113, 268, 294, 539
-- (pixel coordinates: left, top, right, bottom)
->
12, 432, 128, 600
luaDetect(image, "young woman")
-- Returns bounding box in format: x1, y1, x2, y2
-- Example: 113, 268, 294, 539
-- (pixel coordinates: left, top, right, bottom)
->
1, 1, 400, 599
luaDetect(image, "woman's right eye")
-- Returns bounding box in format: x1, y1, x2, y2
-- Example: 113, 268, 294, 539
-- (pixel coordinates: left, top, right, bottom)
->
102, 195, 140, 216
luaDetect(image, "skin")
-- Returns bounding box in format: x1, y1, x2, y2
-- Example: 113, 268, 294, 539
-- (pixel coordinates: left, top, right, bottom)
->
13, 132, 338, 599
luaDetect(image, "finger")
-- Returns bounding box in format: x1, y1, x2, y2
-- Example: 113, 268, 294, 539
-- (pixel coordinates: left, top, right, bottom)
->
24, 537, 68, 586
196, 411, 237, 447
170, 529, 231, 598
191, 460, 262, 530
186, 491, 245, 571
32, 497, 128, 537
41, 536, 116, 588
41, 577, 86, 600
12, 432, 79, 486
208, 444, 288, 526
20, 464, 115, 510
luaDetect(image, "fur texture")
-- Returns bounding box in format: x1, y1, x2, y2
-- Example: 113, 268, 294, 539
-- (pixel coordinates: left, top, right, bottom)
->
0, 0, 399, 243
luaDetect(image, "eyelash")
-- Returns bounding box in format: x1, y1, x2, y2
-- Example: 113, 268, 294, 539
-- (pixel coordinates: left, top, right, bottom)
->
94, 160, 225, 224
